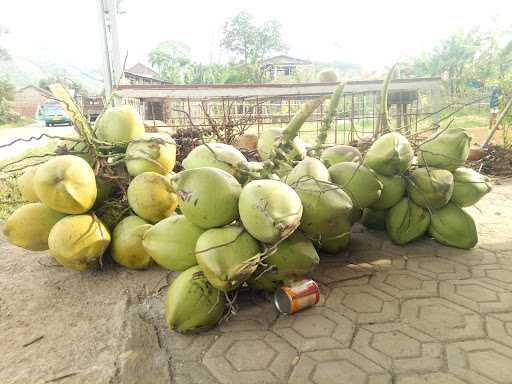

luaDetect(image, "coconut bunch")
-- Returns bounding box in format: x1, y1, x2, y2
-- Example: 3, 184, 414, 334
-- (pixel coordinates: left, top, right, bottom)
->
3, 105, 178, 271
358, 129, 492, 249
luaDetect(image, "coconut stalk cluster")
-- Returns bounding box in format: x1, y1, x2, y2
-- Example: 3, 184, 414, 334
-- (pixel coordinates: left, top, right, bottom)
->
2, 83, 492, 334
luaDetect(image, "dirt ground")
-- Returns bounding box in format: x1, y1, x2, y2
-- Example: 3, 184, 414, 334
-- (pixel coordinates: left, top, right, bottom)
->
1, 180, 512, 384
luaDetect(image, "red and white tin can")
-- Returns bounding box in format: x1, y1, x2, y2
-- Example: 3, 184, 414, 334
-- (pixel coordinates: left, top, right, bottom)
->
273, 279, 320, 315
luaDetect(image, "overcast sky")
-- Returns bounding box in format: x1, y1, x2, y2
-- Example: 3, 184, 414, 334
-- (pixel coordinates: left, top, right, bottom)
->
2, 0, 512, 71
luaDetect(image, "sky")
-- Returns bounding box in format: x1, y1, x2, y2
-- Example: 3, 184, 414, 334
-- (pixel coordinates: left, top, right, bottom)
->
2, 0, 512, 72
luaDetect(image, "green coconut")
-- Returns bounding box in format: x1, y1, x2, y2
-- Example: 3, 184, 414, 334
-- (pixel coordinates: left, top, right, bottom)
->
125, 134, 177, 176
182, 143, 248, 179
3, 203, 66, 251
386, 198, 430, 245
294, 179, 353, 238
320, 221, 352, 254
429, 203, 478, 249
17, 165, 39, 202
329, 162, 383, 209
248, 231, 320, 291
142, 215, 204, 271
363, 132, 413, 176
48, 215, 111, 271
408, 168, 454, 209
285, 157, 330, 185
320, 145, 362, 167
370, 173, 406, 210
239, 179, 303, 244
34, 155, 97, 214
418, 128, 471, 171
318, 69, 338, 82
95, 105, 145, 144
127, 172, 178, 224
165, 265, 225, 333
257, 128, 307, 161
195, 225, 261, 291
171, 167, 241, 229
451, 167, 492, 207
362, 208, 388, 230
111, 216, 153, 269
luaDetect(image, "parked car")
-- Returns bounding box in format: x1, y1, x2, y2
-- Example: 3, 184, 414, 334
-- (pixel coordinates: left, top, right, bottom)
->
41, 105, 73, 127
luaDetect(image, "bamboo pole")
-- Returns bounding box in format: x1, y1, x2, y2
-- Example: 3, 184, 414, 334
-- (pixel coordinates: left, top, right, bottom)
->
482, 97, 512, 148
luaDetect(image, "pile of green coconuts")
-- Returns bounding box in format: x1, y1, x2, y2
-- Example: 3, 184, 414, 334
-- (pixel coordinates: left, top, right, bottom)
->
3, 103, 492, 334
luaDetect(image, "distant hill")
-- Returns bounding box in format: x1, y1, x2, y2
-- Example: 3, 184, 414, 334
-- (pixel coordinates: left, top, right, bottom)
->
0, 55, 103, 94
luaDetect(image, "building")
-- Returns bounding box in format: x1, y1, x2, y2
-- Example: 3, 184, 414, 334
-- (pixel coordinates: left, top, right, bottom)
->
122, 62, 170, 86
261, 55, 314, 82
14, 85, 53, 118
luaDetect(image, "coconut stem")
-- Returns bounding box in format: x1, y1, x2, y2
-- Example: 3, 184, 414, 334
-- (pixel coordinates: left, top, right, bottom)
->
283, 98, 325, 141
376, 63, 398, 136
314, 83, 344, 156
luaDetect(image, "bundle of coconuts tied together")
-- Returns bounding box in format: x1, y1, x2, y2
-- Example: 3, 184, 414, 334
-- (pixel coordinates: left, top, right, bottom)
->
3, 98, 492, 334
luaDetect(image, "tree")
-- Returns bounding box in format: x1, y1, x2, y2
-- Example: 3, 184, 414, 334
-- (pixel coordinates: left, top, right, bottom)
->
221, 11, 287, 65
38, 76, 88, 97
411, 29, 492, 96
0, 25, 9, 61
148, 41, 191, 83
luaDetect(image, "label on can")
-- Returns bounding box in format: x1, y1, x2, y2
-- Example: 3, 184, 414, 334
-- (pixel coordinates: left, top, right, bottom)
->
274, 279, 320, 315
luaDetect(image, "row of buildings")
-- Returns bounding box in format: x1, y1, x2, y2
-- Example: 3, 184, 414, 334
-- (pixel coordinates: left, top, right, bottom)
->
13, 58, 443, 144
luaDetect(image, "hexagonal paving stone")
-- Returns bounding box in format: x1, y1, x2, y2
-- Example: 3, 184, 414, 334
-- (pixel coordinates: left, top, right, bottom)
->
273, 307, 354, 352
289, 349, 390, 384
396, 372, 467, 384
325, 284, 399, 324
352, 323, 443, 372
372, 332, 421, 359
370, 270, 437, 299
203, 330, 297, 384
447, 339, 512, 384
401, 297, 485, 341
486, 313, 512, 347
440, 279, 512, 313
226, 340, 276, 371
219, 299, 277, 332
407, 257, 471, 280
472, 264, 512, 290
439, 247, 497, 266
312, 264, 374, 285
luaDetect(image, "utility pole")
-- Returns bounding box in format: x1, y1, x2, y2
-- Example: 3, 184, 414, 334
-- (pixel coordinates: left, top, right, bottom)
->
96, 0, 122, 105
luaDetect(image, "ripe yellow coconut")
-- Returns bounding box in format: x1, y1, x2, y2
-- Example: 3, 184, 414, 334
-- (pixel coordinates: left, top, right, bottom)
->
127, 172, 178, 223
125, 134, 177, 176
3, 203, 66, 251
17, 165, 40, 202
34, 155, 97, 214
111, 216, 153, 269
48, 215, 111, 271
95, 105, 145, 144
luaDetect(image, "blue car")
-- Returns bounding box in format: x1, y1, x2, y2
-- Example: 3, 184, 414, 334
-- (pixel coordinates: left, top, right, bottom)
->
42, 105, 73, 127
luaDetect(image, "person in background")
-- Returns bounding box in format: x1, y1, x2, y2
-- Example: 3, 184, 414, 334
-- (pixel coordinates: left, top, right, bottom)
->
489, 85, 501, 129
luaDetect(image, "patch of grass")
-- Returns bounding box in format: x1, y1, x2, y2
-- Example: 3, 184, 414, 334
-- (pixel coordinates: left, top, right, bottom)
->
0, 117, 35, 129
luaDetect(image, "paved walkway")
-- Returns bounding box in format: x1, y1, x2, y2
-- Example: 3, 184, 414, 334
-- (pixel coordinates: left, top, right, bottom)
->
1, 181, 511, 384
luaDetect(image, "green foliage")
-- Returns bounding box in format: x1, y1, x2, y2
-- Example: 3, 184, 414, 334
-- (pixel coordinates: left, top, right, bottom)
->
221, 11, 287, 65
0, 25, 9, 62
148, 41, 192, 83
38, 76, 88, 97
